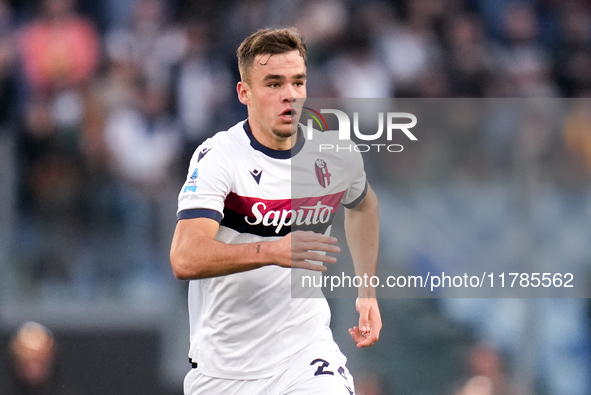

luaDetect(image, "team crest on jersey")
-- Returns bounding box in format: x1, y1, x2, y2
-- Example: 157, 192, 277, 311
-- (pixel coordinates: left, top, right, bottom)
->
314, 159, 331, 188
197, 147, 211, 162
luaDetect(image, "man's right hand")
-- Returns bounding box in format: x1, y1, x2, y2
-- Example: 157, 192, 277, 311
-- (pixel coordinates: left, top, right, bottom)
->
266, 231, 340, 271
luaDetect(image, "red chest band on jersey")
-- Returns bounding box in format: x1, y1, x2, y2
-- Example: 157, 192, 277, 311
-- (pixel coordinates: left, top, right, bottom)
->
223, 192, 345, 235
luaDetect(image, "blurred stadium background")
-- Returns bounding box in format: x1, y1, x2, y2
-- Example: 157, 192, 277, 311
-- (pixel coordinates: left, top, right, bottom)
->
0, 0, 590, 394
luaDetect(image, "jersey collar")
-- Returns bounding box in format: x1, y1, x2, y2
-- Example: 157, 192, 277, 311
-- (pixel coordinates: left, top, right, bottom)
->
243, 120, 305, 159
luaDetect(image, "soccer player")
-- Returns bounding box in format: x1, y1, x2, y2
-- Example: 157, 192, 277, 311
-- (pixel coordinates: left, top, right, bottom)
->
170, 27, 381, 395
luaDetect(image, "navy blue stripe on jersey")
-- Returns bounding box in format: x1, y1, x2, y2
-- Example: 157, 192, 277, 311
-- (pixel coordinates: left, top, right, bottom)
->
243, 120, 305, 159
342, 181, 368, 209
178, 208, 223, 223
221, 208, 334, 237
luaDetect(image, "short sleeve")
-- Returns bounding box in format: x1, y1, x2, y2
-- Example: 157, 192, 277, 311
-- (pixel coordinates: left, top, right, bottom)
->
340, 150, 368, 209
177, 143, 232, 222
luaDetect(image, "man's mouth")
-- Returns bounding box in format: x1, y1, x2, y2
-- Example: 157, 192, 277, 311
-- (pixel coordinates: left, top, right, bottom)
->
280, 109, 297, 119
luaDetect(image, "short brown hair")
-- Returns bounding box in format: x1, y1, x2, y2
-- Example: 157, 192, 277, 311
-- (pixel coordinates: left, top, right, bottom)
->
237, 27, 307, 84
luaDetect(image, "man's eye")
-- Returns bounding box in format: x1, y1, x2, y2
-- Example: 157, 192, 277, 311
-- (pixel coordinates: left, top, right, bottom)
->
269, 83, 279, 88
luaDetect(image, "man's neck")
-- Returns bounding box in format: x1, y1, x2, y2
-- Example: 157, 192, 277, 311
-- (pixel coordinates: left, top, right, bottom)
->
248, 120, 297, 151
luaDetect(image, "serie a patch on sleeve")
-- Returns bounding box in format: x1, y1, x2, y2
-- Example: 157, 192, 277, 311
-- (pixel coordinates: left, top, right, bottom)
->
183, 168, 199, 193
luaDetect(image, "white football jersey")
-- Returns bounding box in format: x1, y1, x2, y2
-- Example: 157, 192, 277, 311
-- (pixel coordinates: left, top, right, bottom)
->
177, 120, 367, 379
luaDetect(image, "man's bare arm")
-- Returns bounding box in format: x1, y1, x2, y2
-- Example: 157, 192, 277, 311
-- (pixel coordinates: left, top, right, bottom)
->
344, 184, 382, 347
170, 217, 340, 280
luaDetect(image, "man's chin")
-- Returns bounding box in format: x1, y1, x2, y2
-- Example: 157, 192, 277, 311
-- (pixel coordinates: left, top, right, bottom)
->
272, 127, 295, 139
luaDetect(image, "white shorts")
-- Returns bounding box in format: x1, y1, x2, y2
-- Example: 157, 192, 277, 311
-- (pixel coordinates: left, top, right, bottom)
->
183, 346, 355, 395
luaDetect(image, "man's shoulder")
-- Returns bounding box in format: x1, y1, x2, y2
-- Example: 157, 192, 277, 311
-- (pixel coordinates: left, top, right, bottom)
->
206, 121, 246, 148
194, 121, 248, 160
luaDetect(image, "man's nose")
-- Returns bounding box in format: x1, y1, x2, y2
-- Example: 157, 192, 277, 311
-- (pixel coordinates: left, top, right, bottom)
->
282, 85, 298, 102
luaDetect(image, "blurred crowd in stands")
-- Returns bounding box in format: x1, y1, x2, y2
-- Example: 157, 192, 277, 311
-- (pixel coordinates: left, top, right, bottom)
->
1, 0, 590, 300
5, 321, 76, 395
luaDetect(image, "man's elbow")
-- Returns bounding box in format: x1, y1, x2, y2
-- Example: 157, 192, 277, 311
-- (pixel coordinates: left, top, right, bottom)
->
170, 251, 195, 280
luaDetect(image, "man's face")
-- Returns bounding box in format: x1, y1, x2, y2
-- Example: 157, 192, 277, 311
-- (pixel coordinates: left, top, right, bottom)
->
238, 50, 306, 147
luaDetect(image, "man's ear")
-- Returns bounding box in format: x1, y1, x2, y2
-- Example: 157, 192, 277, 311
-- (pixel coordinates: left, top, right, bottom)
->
237, 81, 250, 105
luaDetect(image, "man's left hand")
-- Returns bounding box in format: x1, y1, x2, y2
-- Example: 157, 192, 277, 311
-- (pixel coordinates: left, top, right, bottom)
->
349, 297, 382, 348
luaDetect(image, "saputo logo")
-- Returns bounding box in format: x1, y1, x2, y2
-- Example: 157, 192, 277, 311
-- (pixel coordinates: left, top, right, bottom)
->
226, 192, 344, 235
246, 200, 334, 234
302, 107, 417, 153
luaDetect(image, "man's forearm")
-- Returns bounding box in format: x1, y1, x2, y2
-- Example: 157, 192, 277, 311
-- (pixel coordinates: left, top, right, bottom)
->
170, 218, 277, 280
170, 234, 272, 280
170, 218, 334, 280
344, 185, 379, 298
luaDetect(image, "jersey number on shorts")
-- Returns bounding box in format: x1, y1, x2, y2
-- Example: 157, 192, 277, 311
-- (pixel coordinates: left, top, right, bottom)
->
310, 359, 354, 394
311, 359, 334, 376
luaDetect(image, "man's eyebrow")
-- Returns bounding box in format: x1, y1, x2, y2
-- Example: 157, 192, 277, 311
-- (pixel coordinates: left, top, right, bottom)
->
263, 73, 307, 81
263, 74, 285, 81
